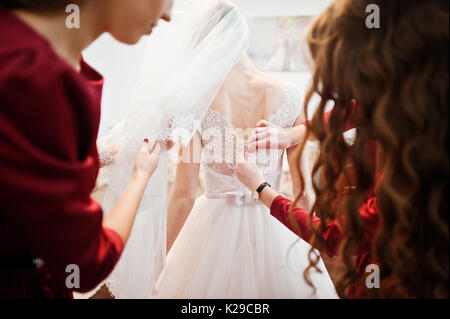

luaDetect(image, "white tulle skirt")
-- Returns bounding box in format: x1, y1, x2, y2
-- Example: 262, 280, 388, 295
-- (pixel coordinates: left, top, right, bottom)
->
150, 195, 339, 299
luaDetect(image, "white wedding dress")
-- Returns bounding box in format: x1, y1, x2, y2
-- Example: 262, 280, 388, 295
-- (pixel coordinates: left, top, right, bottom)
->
151, 83, 339, 299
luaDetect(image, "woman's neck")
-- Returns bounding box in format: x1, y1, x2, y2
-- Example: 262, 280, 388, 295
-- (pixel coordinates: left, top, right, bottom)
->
13, 5, 105, 71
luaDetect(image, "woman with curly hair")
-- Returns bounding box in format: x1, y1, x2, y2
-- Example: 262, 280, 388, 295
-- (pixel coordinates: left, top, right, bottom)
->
236, 0, 448, 298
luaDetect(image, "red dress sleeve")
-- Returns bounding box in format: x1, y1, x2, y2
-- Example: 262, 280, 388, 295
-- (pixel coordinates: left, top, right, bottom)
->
0, 27, 123, 295
270, 195, 379, 258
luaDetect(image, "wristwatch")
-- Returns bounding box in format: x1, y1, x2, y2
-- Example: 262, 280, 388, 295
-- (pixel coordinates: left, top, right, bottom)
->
253, 182, 271, 200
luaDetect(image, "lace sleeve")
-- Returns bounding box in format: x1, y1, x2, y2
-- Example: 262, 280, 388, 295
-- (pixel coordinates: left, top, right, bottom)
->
270, 84, 304, 129
97, 137, 114, 166
159, 111, 205, 147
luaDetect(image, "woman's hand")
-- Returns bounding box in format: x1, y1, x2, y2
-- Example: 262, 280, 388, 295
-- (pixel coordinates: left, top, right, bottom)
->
236, 151, 266, 191
247, 120, 292, 152
132, 140, 161, 180
247, 120, 307, 152
104, 139, 161, 244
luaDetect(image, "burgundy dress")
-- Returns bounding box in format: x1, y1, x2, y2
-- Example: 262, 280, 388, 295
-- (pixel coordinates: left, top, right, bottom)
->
0, 7, 123, 298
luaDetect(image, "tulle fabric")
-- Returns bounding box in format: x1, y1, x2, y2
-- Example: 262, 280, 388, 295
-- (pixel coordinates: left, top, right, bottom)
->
151, 195, 338, 299
101, 150, 168, 299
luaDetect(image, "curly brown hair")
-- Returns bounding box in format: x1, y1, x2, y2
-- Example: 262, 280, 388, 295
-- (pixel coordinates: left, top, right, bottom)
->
293, 0, 449, 298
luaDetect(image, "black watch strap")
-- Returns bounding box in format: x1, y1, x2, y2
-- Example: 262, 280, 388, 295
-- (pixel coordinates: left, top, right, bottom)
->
256, 182, 271, 194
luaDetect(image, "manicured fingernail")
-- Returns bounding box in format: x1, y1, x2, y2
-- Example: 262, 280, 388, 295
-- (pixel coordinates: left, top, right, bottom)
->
144, 139, 149, 143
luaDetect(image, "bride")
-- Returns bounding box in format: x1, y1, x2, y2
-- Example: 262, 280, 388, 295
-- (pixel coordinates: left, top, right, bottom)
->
151, 1, 338, 299
98, 0, 252, 298
98, 0, 337, 298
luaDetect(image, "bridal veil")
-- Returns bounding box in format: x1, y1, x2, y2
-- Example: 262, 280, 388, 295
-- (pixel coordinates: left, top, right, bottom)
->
99, 0, 250, 298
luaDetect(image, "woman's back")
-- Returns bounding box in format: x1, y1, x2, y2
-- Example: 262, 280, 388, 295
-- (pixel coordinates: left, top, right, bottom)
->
210, 63, 287, 132
200, 63, 303, 198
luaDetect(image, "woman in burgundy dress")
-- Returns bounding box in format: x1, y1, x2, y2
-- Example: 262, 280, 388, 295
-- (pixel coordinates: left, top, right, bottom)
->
236, 0, 448, 298
0, 0, 173, 298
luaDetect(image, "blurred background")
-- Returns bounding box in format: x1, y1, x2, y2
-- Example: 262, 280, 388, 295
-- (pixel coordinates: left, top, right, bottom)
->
84, 0, 332, 137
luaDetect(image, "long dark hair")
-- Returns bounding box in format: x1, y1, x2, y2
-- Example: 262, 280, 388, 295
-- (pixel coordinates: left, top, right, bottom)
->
294, 0, 449, 298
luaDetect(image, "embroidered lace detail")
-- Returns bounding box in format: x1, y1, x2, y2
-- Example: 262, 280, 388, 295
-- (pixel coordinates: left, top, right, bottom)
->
158, 110, 205, 147
269, 84, 303, 128
200, 84, 303, 200
97, 139, 114, 166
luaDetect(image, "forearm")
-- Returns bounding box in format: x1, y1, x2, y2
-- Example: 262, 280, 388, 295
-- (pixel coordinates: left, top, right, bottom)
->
266, 192, 343, 257
103, 171, 150, 244
166, 192, 195, 252
265, 191, 319, 244
259, 186, 281, 209
257, 183, 318, 241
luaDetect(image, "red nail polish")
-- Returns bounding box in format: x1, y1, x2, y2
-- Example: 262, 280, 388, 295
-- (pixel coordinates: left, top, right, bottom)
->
144, 139, 149, 143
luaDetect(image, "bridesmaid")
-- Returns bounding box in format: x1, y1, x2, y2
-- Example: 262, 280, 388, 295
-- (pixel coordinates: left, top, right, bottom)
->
236, 0, 448, 298
0, 0, 173, 298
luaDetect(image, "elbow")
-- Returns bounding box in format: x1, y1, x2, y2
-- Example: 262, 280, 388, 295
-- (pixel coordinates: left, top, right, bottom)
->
61, 262, 109, 294
73, 258, 117, 293
174, 195, 196, 214
72, 254, 119, 293
73, 233, 123, 293
169, 189, 196, 210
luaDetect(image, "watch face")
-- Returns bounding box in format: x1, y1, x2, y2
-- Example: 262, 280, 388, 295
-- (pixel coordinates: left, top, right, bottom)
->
253, 191, 259, 200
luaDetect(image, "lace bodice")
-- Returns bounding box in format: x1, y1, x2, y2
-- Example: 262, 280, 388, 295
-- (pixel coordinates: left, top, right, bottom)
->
200, 84, 302, 205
